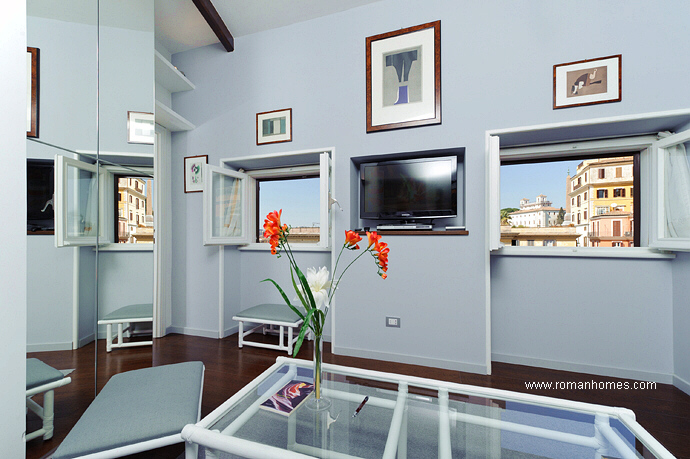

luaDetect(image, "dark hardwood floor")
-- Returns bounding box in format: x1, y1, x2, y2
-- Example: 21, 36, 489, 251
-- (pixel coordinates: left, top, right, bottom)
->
27, 334, 690, 458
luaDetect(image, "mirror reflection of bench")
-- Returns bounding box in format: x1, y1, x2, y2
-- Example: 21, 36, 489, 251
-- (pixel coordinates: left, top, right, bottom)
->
25, 358, 72, 442
98, 303, 153, 352
233, 304, 304, 355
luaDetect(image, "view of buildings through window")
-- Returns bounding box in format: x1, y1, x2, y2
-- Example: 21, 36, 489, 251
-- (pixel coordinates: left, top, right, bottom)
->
117, 176, 153, 243
500, 156, 636, 247
257, 177, 321, 244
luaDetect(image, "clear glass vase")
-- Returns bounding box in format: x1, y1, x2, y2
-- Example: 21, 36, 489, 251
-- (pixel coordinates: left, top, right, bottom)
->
307, 333, 331, 410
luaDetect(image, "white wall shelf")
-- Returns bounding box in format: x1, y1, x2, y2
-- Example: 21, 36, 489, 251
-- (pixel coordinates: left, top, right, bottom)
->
155, 50, 195, 93
155, 101, 195, 132
154, 50, 195, 132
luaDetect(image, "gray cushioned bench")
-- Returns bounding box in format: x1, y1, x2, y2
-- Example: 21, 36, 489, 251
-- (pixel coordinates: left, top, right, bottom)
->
52, 361, 204, 459
232, 303, 304, 355
26, 358, 72, 442
97, 303, 153, 352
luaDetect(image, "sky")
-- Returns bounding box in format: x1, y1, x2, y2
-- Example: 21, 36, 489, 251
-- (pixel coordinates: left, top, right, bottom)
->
500, 160, 582, 210
259, 177, 321, 227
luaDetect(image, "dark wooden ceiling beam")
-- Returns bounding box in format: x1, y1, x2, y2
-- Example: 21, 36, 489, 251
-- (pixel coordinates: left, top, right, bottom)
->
191, 0, 235, 52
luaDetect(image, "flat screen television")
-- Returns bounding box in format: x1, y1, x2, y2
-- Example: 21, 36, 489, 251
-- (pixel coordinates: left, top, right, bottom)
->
360, 155, 457, 221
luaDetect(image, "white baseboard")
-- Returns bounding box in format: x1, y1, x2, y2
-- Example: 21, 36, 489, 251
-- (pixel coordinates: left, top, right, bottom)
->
78, 333, 95, 349
334, 345, 488, 374
26, 342, 73, 353
673, 374, 690, 396
492, 353, 674, 384
168, 326, 219, 339
222, 325, 239, 338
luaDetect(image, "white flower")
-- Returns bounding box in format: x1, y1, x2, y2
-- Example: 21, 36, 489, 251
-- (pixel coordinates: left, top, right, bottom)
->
298, 266, 331, 310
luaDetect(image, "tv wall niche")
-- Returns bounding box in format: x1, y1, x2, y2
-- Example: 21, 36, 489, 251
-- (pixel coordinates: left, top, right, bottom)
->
351, 147, 466, 233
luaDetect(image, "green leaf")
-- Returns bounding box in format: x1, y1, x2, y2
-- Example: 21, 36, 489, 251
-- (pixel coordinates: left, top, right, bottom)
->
292, 309, 317, 356
295, 266, 318, 326
290, 267, 310, 311
261, 278, 306, 321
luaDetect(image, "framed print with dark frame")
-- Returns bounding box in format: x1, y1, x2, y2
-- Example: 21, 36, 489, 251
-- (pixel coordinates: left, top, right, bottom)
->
366, 20, 441, 133
257, 108, 292, 145
127, 111, 155, 144
553, 54, 621, 109
27, 47, 40, 138
184, 155, 208, 193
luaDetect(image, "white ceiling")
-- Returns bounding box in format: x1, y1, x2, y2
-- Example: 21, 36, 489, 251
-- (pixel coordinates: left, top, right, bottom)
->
155, 0, 384, 54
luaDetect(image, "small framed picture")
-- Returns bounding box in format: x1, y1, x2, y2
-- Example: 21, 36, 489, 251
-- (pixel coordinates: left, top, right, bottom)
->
27, 47, 40, 138
553, 55, 621, 109
366, 21, 441, 132
127, 111, 155, 144
256, 108, 292, 145
184, 155, 208, 193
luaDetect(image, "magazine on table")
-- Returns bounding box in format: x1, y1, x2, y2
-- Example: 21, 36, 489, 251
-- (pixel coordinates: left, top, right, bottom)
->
260, 380, 314, 416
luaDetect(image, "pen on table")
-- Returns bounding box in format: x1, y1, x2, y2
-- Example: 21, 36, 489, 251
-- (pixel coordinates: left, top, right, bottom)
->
352, 396, 369, 417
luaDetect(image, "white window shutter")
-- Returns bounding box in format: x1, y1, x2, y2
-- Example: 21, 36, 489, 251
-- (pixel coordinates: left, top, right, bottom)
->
487, 135, 502, 251
54, 154, 102, 247
319, 151, 331, 248
649, 128, 690, 251
203, 164, 254, 246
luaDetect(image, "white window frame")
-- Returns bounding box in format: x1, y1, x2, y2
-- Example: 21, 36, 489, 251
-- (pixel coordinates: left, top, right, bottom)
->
98, 165, 154, 252
649, 128, 690, 250
487, 110, 690, 259
208, 148, 334, 251
202, 165, 256, 246
55, 154, 109, 247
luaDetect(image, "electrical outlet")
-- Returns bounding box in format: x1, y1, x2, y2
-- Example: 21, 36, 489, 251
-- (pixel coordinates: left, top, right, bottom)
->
386, 316, 400, 328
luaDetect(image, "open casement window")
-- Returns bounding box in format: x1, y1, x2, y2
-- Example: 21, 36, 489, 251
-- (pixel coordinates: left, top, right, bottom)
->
650, 128, 690, 251
487, 135, 502, 251
209, 150, 333, 249
202, 165, 256, 245
54, 154, 110, 247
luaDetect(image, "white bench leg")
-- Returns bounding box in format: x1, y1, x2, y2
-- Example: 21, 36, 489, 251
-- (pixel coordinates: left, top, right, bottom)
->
279, 325, 285, 350
42, 389, 54, 440
106, 324, 113, 352
238, 321, 243, 348
117, 323, 124, 348
287, 326, 294, 355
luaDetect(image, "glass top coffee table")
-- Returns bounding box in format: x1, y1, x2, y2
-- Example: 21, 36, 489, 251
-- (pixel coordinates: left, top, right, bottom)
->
182, 357, 675, 459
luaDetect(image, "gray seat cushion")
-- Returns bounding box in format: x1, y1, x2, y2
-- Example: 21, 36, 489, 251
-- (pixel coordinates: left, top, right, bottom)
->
100, 303, 153, 321
233, 303, 303, 324
53, 361, 204, 459
26, 358, 65, 390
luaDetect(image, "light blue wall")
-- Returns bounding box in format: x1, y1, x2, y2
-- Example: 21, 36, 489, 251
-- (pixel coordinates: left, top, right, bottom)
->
491, 256, 675, 382
169, 0, 690, 379
673, 252, 690, 392
1, 1, 27, 454
26, 237, 74, 350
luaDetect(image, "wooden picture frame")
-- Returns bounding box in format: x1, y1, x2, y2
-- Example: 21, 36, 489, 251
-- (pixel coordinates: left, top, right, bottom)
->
27, 47, 40, 138
366, 21, 441, 133
127, 111, 155, 144
256, 108, 292, 145
184, 155, 208, 193
553, 54, 622, 109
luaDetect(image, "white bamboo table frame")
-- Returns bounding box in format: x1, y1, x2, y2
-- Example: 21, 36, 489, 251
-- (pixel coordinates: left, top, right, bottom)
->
181, 357, 676, 459
26, 376, 72, 442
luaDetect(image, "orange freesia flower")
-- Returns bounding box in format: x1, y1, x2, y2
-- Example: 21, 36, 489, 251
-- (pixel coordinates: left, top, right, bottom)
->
372, 240, 389, 274
366, 231, 381, 248
381, 273, 387, 279
344, 230, 362, 249
264, 210, 286, 255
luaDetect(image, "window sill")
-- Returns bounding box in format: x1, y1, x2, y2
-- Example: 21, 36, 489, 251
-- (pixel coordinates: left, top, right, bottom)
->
491, 246, 675, 259
239, 243, 331, 252
95, 243, 153, 252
